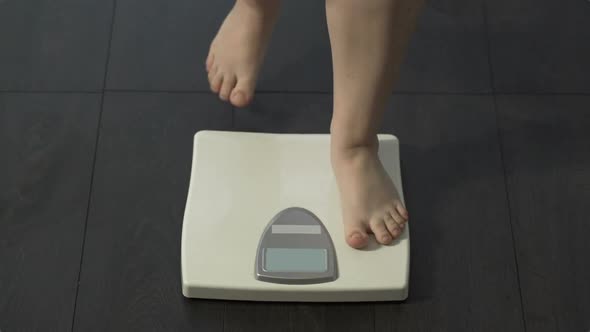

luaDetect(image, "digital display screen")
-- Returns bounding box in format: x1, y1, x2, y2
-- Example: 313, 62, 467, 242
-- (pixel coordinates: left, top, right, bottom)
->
264, 248, 328, 272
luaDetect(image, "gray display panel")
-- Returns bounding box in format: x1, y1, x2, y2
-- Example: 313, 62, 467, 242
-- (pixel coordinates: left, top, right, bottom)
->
264, 248, 328, 272
255, 207, 338, 284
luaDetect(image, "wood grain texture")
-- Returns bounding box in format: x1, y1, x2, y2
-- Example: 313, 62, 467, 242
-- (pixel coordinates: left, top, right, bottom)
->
0, 93, 101, 331
396, 0, 491, 93
0, 0, 114, 91
375, 94, 525, 331
486, 0, 590, 93
223, 302, 293, 332
497, 95, 590, 332
72, 93, 232, 332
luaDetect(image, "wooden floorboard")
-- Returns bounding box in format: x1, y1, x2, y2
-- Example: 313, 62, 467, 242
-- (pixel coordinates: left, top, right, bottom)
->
497, 95, 590, 332
0, 93, 101, 331
0, 0, 114, 91
485, 0, 590, 93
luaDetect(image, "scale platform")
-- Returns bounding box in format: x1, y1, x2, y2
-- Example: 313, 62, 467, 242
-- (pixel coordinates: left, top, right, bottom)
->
181, 131, 409, 302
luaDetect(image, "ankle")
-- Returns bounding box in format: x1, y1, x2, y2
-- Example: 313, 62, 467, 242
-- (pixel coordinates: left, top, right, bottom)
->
330, 126, 378, 152
237, 0, 281, 15
330, 138, 379, 166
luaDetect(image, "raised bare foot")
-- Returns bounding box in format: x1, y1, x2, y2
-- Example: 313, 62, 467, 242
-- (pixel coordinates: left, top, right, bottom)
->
331, 143, 409, 249
206, 0, 279, 107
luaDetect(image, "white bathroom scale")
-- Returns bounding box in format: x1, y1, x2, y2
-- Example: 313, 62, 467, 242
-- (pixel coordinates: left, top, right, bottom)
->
181, 130, 409, 302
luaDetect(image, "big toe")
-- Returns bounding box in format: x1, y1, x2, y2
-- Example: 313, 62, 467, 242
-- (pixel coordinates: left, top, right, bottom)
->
230, 78, 255, 107
344, 223, 369, 249
219, 74, 237, 101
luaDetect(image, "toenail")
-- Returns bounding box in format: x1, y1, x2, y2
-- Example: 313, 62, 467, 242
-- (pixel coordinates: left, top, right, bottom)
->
351, 232, 363, 240
382, 235, 391, 242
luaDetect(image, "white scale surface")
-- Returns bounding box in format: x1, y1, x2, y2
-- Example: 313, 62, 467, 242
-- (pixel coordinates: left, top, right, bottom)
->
181, 131, 409, 302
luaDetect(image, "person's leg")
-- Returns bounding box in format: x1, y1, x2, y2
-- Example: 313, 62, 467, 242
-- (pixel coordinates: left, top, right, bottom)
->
327, 0, 424, 248
206, 0, 280, 107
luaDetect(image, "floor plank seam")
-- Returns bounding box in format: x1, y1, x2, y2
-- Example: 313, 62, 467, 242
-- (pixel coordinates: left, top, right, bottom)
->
0, 90, 102, 94
493, 92, 590, 96
99, 90, 496, 95
492, 94, 528, 332
69, 0, 118, 331
2, 89, 589, 96
483, 1, 527, 331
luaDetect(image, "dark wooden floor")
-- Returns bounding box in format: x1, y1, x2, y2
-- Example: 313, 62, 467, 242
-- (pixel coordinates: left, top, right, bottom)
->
1, 0, 589, 331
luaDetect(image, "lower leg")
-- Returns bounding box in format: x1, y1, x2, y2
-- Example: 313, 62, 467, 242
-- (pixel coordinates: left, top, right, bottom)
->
326, 0, 424, 248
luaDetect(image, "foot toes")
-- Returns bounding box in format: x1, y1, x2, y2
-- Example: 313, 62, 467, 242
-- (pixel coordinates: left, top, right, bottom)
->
395, 202, 409, 221
219, 74, 237, 101
344, 223, 369, 249
390, 206, 408, 226
207, 64, 218, 81
207, 70, 215, 88
384, 215, 402, 238
230, 77, 255, 107
370, 218, 393, 245
210, 72, 223, 93
206, 53, 214, 72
